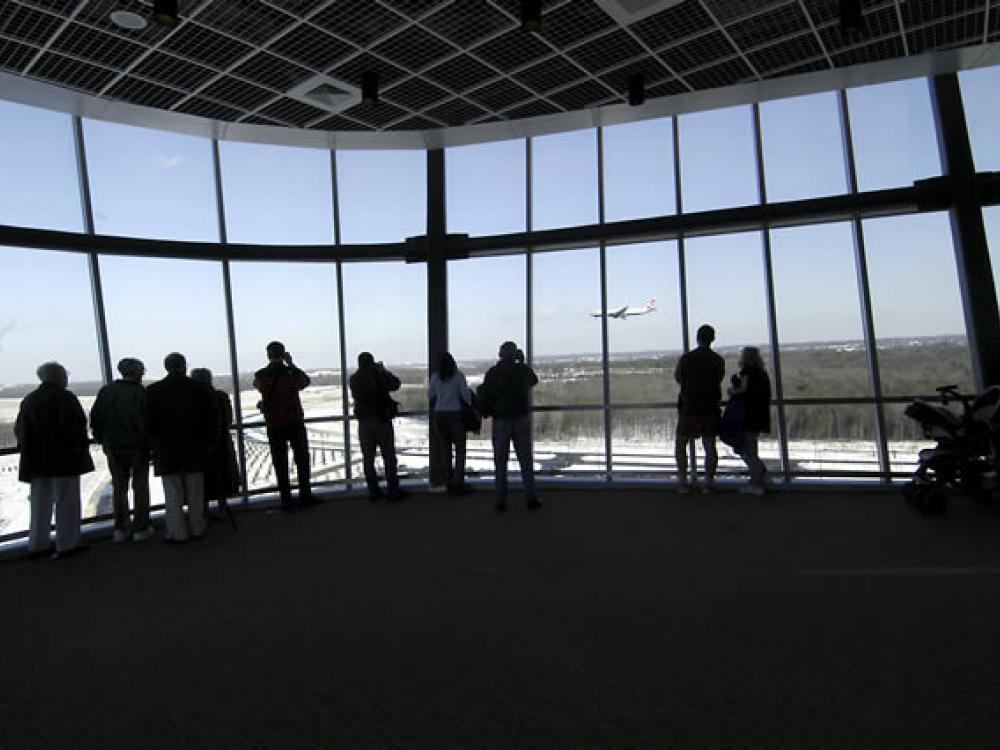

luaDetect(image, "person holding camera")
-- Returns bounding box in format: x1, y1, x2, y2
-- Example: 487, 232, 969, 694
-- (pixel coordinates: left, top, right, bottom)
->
253, 341, 314, 511
349, 352, 404, 502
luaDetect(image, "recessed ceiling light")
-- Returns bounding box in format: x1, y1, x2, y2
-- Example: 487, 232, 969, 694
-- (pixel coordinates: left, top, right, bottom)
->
109, 9, 148, 31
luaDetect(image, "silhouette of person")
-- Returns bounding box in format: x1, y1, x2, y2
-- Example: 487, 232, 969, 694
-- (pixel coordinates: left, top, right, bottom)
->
675, 324, 726, 493
349, 352, 404, 501
728, 346, 772, 495
253, 341, 314, 511
15, 362, 93, 558
90, 357, 154, 543
477, 341, 541, 512
146, 353, 216, 542
428, 352, 473, 494
191, 368, 240, 523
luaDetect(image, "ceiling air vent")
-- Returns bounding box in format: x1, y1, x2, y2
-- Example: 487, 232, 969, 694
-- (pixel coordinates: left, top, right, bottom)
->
593, 0, 686, 25
287, 74, 360, 115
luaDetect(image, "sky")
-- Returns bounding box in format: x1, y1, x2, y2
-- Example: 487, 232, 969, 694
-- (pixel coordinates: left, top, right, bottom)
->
2, 68, 999, 387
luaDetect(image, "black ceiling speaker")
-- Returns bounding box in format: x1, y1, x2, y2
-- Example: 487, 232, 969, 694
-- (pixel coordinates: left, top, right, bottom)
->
521, 0, 543, 32
152, 0, 179, 28
839, 0, 864, 41
361, 71, 379, 106
628, 73, 646, 107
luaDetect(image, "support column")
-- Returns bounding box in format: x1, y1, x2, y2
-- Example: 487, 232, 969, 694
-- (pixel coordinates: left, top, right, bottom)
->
426, 149, 448, 487
930, 74, 1000, 388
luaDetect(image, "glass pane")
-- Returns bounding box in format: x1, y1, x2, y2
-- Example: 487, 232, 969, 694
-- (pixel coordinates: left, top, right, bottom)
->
534, 409, 605, 477
446, 139, 526, 236
83, 119, 218, 242
0, 100, 82, 232
863, 213, 973, 397
220, 141, 333, 245
684, 232, 771, 379
244, 420, 346, 493
531, 129, 598, 230
985, 206, 1000, 319
605, 241, 682, 404
448, 255, 526, 384
342, 260, 427, 413
0, 246, 102, 450
760, 92, 847, 202
679, 104, 758, 212
847, 77, 941, 191
532, 248, 602, 406
337, 150, 426, 243
784, 404, 880, 477
959, 65, 1000, 172
98, 256, 233, 393
229, 261, 340, 422
611, 407, 675, 478
348, 418, 429, 484
602, 117, 676, 222
884, 402, 936, 477
771, 222, 871, 398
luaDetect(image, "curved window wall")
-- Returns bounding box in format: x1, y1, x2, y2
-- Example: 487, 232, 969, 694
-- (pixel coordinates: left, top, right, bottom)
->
2, 67, 999, 538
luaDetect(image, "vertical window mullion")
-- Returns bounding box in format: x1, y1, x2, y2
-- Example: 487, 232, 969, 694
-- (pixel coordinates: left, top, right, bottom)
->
331, 149, 353, 490
597, 127, 612, 482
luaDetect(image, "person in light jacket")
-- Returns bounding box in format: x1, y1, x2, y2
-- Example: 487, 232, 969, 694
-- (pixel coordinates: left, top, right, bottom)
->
15, 362, 94, 558
428, 352, 473, 495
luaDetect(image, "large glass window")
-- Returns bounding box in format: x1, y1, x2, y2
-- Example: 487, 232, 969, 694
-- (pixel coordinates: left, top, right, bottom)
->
770, 223, 870, 399
531, 129, 598, 231
337, 150, 426, 244
863, 213, 973, 397
679, 104, 758, 213
847, 77, 941, 191
229, 261, 340, 422
959, 65, 1000, 172
98, 256, 232, 391
220, 142, 333, 245
1, 246, 103, 536
0, 101, 82, 232
602, 117, 676, 223
446, 140, 526, 236
986, 206, 1000, 318
532, 247, 602, 407
760, 92, 847, 202
83, 120, 218, 242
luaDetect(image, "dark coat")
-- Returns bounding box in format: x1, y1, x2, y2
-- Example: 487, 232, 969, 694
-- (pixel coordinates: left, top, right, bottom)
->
675, 346, 726, 416
477, 359, 538, 420
253, 362, 310, 427
741, 367, 772, 434
145, 373, 218, 476
15, 383, 94, 483
90, 379, 147, 451
205, 389, 240, 498
349, 365, 401, 422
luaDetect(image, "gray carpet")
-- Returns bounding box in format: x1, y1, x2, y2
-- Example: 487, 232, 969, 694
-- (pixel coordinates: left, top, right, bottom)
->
2, 488, 999, 749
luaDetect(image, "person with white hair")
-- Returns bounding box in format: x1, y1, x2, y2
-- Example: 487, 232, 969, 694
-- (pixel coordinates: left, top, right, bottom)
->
90, 357, 154, 543
14, 361, 94, 558
145, 353, 217, 542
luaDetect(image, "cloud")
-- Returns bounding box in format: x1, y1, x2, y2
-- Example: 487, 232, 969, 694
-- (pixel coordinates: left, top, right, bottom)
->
153, 154, 183, 169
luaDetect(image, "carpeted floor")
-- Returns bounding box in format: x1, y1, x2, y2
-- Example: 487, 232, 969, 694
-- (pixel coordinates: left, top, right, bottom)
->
1, 488, 999, 749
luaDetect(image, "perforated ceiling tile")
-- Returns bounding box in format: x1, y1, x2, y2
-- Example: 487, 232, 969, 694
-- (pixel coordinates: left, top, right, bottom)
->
658, 29, 733, 72
427, 96, 489, 125
566, 28, 643, 71
267, 22, 356, 70
727, 3, 808, 48
531, 1, 618, 49
0, 37, 36, 72
425, 54, 498, 90
831, 36, 905, 67
513, 55, 588, 93
311, 113, 371, 130
763, 57, 830, 79
373, 24, 456, 71
259, 97, 331, 127
423, 0, 514, 48
685, 55, 756, 89
162, 22, 256, 70
311, 0, 409, 47
749, 33, 825, 74
201, 77, 276, 111
505, 98, 561, 118
383, 77, 452, 111
549, 78, 617, 109
74, 0, 165, 45
472, 27, 553, 70
466, 77, 534, 110
175, 96, 245, 122
30, 51, 118, 92
340, 100, 411, 127
1, 3, 66, 46
599, 56, 672, 90
379, 0, 445, 18
707, 0, 786, 24
387, 115, 441, 131
132, 52, 218, 90
646, 77, 689, 97
330, 52, 409, 90
234, 52, 314, 92
631, 1, 716, 48
197, 1, 297, 46
106, 76, 184, 109
51, 23, 146, 70
908, 11, 986, 54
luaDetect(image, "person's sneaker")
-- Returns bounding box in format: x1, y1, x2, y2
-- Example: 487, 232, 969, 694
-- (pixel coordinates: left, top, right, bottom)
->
132, 527, 156, 542
526, 497, 543, 511
495, 500, 507, 513
677, 483, 692, 495
112, 529, 129, 544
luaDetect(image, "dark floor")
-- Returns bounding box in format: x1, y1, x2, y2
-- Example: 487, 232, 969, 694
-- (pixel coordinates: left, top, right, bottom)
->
2, 488, 1000, 749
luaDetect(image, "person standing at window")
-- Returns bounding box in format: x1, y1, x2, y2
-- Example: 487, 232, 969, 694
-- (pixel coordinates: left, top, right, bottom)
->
191, 368, 240, 525
477, 341, 541, 513
428, 352, 472, 495
674, 324, 726, 493
253, 341, 314, 511
728, 346, 772, 495
349, 352, 405, 502
90, 357, 154, 543
146, 353, 216, 542
15, 361, 93, 558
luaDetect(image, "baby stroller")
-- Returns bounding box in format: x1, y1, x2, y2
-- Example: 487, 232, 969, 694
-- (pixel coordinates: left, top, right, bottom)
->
902, 384, 1000, 515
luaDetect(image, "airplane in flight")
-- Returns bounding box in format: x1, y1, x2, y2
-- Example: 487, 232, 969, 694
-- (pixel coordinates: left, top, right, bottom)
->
591, 299, 657, 320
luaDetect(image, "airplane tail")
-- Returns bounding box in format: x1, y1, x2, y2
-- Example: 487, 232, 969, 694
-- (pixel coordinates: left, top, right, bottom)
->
645, 299, 657, 310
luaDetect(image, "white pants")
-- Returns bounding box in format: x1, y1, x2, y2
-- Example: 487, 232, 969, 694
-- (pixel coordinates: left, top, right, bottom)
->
161, 472, 206, 542
28, 476, 82, 554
